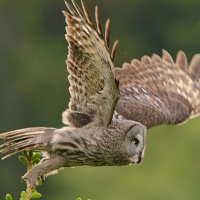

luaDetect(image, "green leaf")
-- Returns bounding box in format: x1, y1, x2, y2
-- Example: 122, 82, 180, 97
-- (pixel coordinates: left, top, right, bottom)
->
5, 194, 12, 200
20, 191, 26, 198
37, 179, 43, 186
31, 191, 42, 199
76, 198, 82, 200
33, 152, 41, 158
32, 189, 37, 193
22, 150, 28, 157
33, 158, 41, 164
29, 150, 33, 159
18, 156, 28, 165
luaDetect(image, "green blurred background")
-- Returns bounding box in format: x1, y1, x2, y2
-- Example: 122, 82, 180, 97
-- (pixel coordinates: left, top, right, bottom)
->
0, 0, 200, 199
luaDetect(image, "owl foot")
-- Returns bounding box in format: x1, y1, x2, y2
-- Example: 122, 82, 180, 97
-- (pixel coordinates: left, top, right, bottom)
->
22, 173, 45, 188
22, 172, 40, 188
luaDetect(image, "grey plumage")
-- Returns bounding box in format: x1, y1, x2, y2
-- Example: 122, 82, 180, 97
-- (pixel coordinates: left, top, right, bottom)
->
0, 118, 146, 187
0, 0, 200, 188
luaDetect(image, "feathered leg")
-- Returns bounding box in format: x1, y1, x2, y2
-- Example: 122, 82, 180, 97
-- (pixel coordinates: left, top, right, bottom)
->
22, 154, 66, 188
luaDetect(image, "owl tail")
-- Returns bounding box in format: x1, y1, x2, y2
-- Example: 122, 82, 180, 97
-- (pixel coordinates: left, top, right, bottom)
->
0, 127, 56, 160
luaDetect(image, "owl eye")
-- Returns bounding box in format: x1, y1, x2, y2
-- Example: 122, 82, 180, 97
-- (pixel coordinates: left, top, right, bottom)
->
131, 138, 139, 146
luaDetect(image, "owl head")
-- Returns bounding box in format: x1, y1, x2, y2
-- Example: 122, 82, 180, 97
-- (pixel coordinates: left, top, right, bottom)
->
96, 119, 147, 166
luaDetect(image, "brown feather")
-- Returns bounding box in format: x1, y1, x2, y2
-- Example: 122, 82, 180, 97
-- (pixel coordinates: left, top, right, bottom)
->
64, 1, 78, 17
115, 50, 200, 128
176, 51, 188, 72
81, 0, 95, 28
95, 6, 103, 36
105, 19, 110, 49
71, 0, 85, 18
189, 54, 200, 81
111, 40, 119, 61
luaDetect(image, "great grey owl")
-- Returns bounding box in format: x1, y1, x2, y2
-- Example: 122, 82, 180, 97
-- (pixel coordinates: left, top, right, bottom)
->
1, 0, 200, 188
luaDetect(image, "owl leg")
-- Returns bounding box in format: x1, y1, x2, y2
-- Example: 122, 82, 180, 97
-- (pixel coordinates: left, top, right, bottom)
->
22, 155, 66, 188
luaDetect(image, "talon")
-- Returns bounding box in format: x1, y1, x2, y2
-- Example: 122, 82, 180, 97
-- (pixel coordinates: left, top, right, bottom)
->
22, 173, 27, 182
41, 175, 45, 183
22, 173, 37, 188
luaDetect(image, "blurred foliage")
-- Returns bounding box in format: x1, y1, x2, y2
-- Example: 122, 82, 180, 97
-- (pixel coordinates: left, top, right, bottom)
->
0, 0, 200, 199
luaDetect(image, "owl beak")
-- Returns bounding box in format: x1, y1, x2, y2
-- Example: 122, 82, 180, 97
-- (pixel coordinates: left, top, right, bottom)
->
137, 155, 142, 164
137, 149, 146, 164
129, 152, 143, 164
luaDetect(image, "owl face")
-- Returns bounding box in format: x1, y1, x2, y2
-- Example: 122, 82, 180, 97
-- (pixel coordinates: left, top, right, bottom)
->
124, 124, 146, 164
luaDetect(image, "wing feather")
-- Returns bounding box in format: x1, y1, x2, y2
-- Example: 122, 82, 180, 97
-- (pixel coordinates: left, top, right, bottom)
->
115, 50, 200, 128
62, 0, 119, 127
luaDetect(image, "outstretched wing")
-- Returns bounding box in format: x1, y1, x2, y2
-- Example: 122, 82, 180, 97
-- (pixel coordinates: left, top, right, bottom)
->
115, 50, 200, 128
62, 0, 119, 127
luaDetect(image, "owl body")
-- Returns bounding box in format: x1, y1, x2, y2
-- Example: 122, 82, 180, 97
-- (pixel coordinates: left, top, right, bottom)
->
48, 118, 145, 167
0, 118, 146, 187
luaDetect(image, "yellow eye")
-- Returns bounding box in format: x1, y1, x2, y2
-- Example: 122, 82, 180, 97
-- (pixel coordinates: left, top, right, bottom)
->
131, 138, 139, 145
131, 139, 136, 144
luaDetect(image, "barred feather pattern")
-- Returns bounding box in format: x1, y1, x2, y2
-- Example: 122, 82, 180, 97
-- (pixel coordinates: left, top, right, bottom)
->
115, 50, 200, 128
0, 127, 55, 159
62, 0, 119, 127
